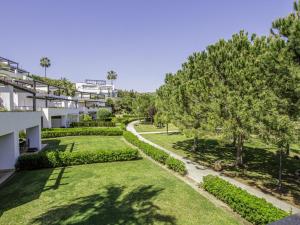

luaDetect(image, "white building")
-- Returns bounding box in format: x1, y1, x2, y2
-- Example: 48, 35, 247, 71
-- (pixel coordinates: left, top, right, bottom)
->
0, 57, 112, 128
0, 57, 80, 128
76, 79, 118, 98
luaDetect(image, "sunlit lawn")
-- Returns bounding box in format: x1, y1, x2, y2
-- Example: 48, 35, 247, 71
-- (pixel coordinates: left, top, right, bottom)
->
134, 123, 178, 133
0, 159, 242, 225
142, 132, 300, 207
42, 136, 129, 152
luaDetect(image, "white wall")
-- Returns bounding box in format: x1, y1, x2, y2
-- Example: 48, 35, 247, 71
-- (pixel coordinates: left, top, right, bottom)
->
0, 86, 13, 110
42, 108, 80, 128
0, 132, 18, 170
0, 112, 42, 169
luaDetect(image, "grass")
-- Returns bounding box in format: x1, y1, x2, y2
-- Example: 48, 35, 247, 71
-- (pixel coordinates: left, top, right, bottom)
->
0, 160, 242, 225
142, 132, 300, 207
134, 123, 178, 133
42, 136, 129, 152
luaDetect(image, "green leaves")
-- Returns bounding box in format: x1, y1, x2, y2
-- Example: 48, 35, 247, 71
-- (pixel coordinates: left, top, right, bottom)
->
203, 175, 288, 225
16, 147, 140, 170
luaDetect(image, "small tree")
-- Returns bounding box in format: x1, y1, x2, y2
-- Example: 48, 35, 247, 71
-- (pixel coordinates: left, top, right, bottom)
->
97, 108, 112, 121
40, 57, 51, 77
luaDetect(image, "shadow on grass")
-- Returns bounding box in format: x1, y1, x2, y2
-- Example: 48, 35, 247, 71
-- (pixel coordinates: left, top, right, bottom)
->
0, 168, 54, 217
0, 166, 71, 217
173, 138, 300, 205
42, 139, 75, 152
31, 185, 177, 225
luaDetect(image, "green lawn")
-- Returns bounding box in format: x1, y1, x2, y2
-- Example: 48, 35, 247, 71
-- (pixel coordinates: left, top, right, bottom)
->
42, 136, 128, 152
0, 159, 242, 225
142, 133, 300, 206
134, 123, 178, 133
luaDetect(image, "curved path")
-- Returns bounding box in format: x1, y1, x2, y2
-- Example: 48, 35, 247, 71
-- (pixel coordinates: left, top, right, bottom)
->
127, 120, 300, 214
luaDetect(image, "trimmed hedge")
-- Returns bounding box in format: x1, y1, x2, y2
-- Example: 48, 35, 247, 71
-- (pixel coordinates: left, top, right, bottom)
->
42, 127, 123, 138
165, 157, 187, 175
123, 131, 186, 175
202, 175, 288, 225
70, 121, 115, 128
120, 118, 140, 130
16, 148, 140, 170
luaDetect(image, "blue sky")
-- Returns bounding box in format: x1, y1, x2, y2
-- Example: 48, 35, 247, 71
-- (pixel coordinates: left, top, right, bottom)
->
0, 0, 294, 92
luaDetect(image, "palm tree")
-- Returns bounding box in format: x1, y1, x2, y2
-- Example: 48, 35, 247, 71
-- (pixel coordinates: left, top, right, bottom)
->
106, 70, 118, 85
40, 57, 51, 77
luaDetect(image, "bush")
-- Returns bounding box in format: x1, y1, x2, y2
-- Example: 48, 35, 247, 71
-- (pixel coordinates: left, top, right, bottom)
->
165, 157, 186, 175
123, 131, 186, 175
202, 175, 288, 225
79, 114, 93, 122
70, 121, 115, 128
16, 148, 140, 170
97, 109, 112, 121
42, 127, 123, 138
119, 117, 139, 130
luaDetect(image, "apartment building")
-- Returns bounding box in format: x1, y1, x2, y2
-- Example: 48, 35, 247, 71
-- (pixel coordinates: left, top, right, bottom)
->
75, 79, 118, 98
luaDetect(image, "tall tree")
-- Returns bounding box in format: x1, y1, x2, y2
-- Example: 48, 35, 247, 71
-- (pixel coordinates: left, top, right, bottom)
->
106, 70, 118, 85
40, 57, 51, 77
132, 93, 156, 122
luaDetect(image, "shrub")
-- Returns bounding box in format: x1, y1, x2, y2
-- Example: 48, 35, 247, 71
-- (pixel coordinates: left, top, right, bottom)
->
70, 121, 115, 128
42, 127, 123, 138
202, 175, 288, 225
97, 109, 112, 121
123, 131, 187, 175
16, 148, 140, 170
119, 117, 139, 130
80, 114, 92, 121
165, 157, 186, 175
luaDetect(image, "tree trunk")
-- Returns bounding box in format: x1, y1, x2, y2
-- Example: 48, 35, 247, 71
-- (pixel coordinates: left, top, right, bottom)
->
285, 143, 290, 156
232, 134, 237, 146
235, 134, 244, 167
278, 148, 283, 192
44, 67, 46, 78
192, 136, 198, 152
166, 123, 169, 135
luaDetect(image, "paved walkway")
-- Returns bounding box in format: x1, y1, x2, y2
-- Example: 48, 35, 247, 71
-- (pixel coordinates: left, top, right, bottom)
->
127, 120, 300, 214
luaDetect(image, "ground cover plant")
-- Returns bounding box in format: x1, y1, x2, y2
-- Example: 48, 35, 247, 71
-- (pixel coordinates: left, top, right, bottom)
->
202, 175, 288, 225
0, 160, 243, 225
142, 132, 300, 206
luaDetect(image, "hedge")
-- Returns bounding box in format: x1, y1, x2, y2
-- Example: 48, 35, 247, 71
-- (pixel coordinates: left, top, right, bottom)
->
202, 175, 288, 225
120, 118, 140, 130
16, 148, 140, 170
123, 131, 186, 175
42, 127, 123, 138
70, 121, 115, 128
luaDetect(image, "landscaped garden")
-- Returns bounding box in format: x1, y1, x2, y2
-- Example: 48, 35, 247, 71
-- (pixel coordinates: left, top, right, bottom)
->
141, 132, 300, 207
0, 135, 243, 225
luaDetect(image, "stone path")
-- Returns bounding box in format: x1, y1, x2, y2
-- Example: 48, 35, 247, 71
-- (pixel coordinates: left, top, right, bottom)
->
127, 120, 300, 214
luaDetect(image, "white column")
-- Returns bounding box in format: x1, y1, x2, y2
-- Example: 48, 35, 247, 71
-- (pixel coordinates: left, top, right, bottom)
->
61, 115, 67, 127
0, 132, 18, 170
26, 126, 41, 150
